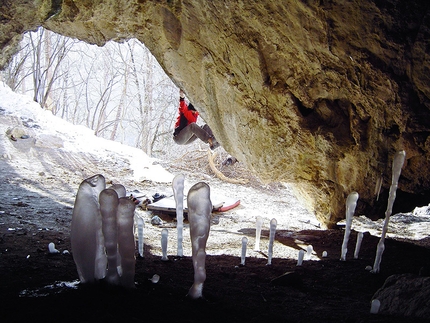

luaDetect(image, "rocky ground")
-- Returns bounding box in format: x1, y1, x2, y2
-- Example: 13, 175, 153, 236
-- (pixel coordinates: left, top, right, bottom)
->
1, 111, 430, 322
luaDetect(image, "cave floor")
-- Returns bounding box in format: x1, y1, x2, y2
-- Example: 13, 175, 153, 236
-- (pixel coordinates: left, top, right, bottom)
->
1, 219, 430, 322
1, 134, 430, 322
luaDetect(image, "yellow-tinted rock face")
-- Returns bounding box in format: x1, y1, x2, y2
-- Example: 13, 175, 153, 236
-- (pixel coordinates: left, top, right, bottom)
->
1, 0, 429, 227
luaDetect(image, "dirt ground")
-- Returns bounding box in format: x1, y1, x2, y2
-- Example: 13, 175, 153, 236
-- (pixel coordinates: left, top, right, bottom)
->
1, 135, 430, 323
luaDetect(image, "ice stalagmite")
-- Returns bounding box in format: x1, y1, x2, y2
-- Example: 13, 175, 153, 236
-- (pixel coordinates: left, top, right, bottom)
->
297, 250, 305, 266
374, 175, 383, 201
187, 182, 212, 299
117, 197, 136, 288
108, 184, 126, 198
150, 274, 160, 283
370, 299, 381, 314
172, 174, 185, 257
100, 188, 120, 285
305, 245, 314, 260
372, 150, 406, 273
137, 217, 144, 258
161, 228, 169, 261
267, 218, 277, 265
103, 184, 125, 276
354, 232, 364, 259
254, 216, 263, 251
71, 174, 107, 283
48, 242, 59, 254
241, 237, 248, 265
340, 192, 359, 261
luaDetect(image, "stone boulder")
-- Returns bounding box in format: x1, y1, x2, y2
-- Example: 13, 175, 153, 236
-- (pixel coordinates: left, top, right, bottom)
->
372, 273, 430, 318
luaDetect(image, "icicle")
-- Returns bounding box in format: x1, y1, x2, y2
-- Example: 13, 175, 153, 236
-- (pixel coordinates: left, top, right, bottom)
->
137, 217, 144, 258
117, 197, 136, 289
100, 188, 120, 285
240, 237, 248, 266
340, 192, 359, 261
161, 228, 169, 261
172, 174, 185, 257
187, 182, 211, 299
254, 216, 263, 251
297, 250, 305, 266
354, 232, 364, 259
71, 174, 106, 283
267, 218, 277, 265
372, 150, 406, 273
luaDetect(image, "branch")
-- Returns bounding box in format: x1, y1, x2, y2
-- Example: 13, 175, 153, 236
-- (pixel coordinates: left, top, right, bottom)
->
207, 150, 249, 185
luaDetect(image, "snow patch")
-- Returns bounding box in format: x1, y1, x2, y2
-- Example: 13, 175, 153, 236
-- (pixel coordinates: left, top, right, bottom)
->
0, 81, 173, 183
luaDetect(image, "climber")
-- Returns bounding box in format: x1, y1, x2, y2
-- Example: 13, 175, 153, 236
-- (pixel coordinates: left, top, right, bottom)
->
173, 89, 220, 150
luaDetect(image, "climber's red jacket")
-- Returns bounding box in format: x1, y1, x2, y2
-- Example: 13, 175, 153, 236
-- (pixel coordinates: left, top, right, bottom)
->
173, 98, 199, 136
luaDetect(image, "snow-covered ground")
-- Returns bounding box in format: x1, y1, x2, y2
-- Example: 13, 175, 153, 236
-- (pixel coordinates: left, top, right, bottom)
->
1, 81, 429, 265
0, 81, 173, 184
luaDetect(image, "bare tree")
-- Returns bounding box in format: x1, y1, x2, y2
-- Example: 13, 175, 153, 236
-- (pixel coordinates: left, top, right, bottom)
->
27, 28, 75, 111
1, 41, 32, 92
2, 29, 181, 159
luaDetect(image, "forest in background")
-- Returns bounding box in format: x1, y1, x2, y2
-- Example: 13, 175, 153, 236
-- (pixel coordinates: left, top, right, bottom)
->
0, 27, 207, 160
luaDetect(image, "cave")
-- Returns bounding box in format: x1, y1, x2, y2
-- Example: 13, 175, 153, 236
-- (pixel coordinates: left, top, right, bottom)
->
1, 0, 430, 228
1, 1, 430, 322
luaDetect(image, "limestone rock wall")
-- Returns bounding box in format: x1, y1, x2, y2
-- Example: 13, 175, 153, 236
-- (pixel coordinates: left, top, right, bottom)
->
1, 0, 429, 227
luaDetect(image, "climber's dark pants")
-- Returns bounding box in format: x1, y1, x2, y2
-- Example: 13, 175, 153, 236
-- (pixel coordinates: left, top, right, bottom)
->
173, 123, 213, 145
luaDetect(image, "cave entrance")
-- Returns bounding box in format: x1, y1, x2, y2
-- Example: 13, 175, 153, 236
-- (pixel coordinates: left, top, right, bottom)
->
1, 27, 180, 159
1, 27, 320, 233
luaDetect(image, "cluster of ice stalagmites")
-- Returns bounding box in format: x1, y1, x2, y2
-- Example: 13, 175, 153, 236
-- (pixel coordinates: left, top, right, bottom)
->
71, 174, 136, 288
69, 149, 405, 300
